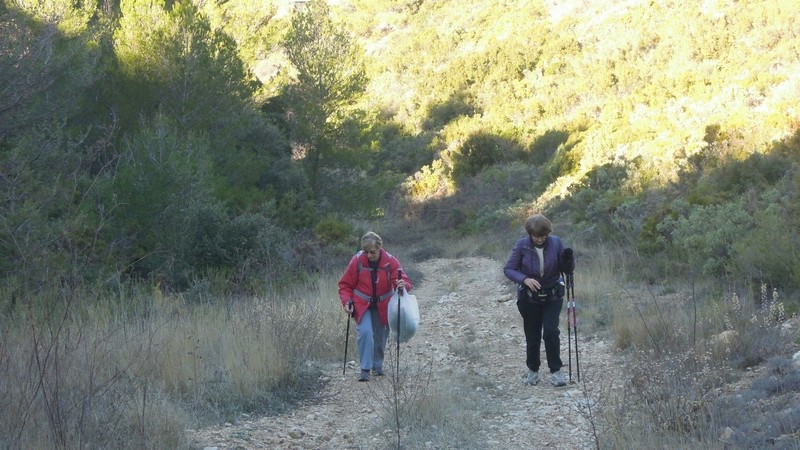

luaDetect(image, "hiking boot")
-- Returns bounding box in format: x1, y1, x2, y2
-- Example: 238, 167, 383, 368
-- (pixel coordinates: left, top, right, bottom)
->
372, 367, 384, 376
358, 369, 370, 382
550, 370, 567, 387
524, 371, 540, 385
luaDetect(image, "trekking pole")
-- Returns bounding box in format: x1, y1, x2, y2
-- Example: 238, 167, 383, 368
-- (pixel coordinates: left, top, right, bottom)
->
343, 300, 353, 375
396, 269, 403, 377
566, 274, 573, 383
569, 273, 581, 382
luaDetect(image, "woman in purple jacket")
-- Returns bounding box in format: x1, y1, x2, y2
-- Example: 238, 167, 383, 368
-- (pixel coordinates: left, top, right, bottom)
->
503, 214, 569, 387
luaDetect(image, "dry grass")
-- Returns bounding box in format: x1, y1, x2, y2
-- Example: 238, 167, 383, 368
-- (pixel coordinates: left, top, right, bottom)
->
0, 273, 345, 449
560, 243, 624, 336
594, 250, 800, 449
2, 236, 797, 449
364, 345, 485, 450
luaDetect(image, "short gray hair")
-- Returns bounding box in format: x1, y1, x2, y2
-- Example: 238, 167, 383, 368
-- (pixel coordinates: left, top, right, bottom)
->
361, 231, 383, 251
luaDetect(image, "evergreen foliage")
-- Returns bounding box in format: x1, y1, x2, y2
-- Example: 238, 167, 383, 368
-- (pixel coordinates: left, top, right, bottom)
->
2, 0, 799, 293
282, 0, 368, 195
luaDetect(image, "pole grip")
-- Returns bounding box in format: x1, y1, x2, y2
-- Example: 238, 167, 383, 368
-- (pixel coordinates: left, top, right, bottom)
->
397, 269, 404, 293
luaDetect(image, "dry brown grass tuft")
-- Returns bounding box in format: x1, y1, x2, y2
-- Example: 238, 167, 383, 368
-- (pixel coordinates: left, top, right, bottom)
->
0, 273, 345, 448
597, 250, 799, 449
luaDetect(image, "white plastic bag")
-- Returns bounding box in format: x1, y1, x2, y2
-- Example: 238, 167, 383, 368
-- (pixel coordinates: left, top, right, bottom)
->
388, 288, 420, 343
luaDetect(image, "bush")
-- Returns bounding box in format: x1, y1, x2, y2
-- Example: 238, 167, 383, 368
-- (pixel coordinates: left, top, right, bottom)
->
403, 159, 455, 202
177, 201, 294, 293
314, 215, 354, 245
664, 199, 755, 276
732, 203, 800, 289
423, 92, 475, 130
451, 132, 517, 181
528, 129, 570, 165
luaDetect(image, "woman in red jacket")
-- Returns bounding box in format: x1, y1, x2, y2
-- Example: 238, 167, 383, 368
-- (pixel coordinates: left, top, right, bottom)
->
339, 232, 412, 381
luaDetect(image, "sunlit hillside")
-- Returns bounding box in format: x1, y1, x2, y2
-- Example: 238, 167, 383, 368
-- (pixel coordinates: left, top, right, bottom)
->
342, 0, 799, 201
2, 0, 798, 293
269, 0, 800, 291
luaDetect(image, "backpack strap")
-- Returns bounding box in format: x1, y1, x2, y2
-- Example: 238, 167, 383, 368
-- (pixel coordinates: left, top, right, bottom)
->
353, 288, 394, 302
354, 251, 395, 303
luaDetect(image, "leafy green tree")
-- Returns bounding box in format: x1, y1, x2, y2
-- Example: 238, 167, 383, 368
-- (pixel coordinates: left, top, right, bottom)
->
104, 113, 216, 283
113, 0, 251, 139
282, 0, 368, 194
104, 113, 297, 290
113, 0, 289, 210
0, 3, 99, 141
0, 2, 108, 294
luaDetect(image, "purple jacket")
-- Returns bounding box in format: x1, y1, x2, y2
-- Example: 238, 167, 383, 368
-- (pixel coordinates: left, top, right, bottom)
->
503, 235, 566, 289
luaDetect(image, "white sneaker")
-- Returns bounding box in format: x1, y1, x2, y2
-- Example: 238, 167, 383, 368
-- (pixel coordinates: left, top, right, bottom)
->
524, 371, 540, 385
550, 370, 567, 387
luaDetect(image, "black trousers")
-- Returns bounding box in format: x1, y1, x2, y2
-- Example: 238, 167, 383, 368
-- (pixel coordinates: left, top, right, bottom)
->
516, 291, 564, 373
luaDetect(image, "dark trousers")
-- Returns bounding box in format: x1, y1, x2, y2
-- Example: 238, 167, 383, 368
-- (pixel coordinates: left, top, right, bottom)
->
517, 292, 563, 373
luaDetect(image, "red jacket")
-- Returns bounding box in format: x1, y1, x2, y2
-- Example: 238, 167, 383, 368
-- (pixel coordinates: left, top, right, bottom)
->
338, 249, 412, 325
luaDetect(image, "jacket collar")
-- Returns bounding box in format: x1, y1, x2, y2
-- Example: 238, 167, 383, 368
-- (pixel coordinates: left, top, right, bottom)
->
528, 236, 549, 249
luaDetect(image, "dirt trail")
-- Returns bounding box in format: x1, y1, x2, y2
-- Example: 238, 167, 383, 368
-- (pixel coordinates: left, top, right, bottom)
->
189, 257, 620, 449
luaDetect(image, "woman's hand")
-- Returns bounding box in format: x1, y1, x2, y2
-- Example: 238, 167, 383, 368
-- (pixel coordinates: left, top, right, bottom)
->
522, 277, 541, 291
343, 301, 354, 315
396, 279, 406, 291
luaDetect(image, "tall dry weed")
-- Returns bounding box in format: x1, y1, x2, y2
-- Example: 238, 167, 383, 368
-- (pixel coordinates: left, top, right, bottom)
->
365, 343, 484, 449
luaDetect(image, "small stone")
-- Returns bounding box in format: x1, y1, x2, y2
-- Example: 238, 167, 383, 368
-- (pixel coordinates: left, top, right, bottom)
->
719, 427, 735, 444
289, 429, 305, 439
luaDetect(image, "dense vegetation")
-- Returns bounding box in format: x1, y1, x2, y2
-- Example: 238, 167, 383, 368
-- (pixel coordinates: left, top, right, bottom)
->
1, 0, 799, 448
3, 0, 800, 298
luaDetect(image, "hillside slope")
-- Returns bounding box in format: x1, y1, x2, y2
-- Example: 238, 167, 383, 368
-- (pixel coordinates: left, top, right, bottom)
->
347, 0, 800, 210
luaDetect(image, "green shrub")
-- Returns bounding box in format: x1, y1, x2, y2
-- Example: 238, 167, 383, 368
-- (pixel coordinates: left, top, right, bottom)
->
544, 135, 583, 181
423, 92, 475, 130
638, 207, 675, 255
451, 132, 516, 181
528, 129, 569, 165
666, 200, 755, 276
690, 151, 791, 205
314, 215, 353, 244
568, 163, 628, 225
370, 122, 437, 174
170, 201, 295, 292
403, 159, 455, 202
476, 162, 541, 202
732, 203, 800, 288
447, 207, 476, 233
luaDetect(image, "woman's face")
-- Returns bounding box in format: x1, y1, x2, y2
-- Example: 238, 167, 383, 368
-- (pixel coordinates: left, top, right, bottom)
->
365, 246, 381, 262
530, 234, 549, 246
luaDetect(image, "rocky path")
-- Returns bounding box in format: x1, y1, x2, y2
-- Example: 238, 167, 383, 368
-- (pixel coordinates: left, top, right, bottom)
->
189, 257, 620, 449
